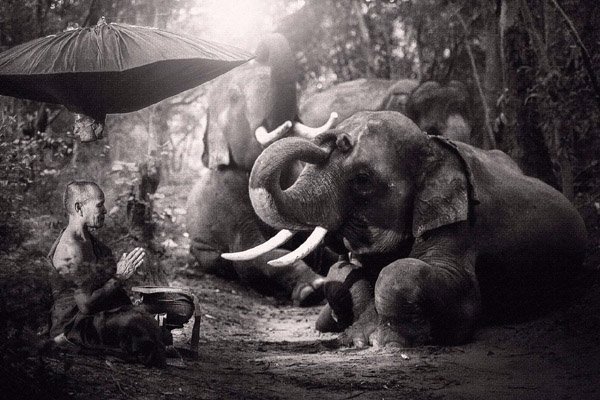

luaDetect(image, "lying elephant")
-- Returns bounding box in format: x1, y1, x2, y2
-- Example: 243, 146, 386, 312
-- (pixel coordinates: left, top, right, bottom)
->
225, 111, 587, 347
300, 79, 474, 144
299, 78, 418, 126
187, 33, 337, 305
405, 80, 473, 144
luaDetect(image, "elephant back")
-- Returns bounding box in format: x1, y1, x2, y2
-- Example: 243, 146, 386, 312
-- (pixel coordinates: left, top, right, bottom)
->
299, 79, 417, 127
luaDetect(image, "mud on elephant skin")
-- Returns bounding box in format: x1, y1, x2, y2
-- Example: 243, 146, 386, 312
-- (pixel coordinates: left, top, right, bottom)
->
230, 111, 588, 347
187, 33, 337, 306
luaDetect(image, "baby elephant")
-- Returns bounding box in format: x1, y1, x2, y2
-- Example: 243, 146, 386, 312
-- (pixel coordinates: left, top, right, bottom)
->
228, 111, 588, 347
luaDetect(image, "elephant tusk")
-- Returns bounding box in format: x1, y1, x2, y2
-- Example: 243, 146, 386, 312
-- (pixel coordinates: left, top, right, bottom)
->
221, 229, 295, 261
293, 112, 339, 139
267, 226, 328, 267
312, 276, 327, 289
255, 120, 293, 146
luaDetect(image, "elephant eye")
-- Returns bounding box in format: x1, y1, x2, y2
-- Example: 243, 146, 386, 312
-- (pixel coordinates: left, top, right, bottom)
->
350, 172, 376, 196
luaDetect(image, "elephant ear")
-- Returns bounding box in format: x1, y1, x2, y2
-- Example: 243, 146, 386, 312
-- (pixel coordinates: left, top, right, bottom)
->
412, 136, 479, 237
201, 109, 231, 169
406, 81, 441, 121
383, 79, 420, 113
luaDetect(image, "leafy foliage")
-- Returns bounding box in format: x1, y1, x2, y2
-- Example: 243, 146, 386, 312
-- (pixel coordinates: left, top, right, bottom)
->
0, 104, 71, 251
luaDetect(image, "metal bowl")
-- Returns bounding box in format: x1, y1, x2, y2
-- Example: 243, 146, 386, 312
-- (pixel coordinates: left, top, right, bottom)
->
132, 286, 195, 327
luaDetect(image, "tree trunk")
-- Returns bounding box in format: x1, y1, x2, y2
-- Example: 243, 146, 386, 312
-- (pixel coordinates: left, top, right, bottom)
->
69, 135, 111, 184
537, 0, 576, 200
480, 25, 502, 150
352, 0, 375, 78
124, 107, 162, 240
457, 12, 497, 149
499, 0, 557, 187
35, 0, 44, 36
82, 0, 101, 27
415, 19, 425, 81
553, 123, 575, 201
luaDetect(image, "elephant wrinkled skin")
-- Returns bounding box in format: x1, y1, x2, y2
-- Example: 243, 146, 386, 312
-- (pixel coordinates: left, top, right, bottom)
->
187, 34, 335, 305
242, 111, 587, 347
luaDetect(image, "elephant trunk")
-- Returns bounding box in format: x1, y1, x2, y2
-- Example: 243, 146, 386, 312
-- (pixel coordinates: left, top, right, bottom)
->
255, 34, 297, 130
249, 137, 343, 232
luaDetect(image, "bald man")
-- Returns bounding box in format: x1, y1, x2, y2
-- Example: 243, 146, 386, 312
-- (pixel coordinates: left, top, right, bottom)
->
47, 181, 166, 367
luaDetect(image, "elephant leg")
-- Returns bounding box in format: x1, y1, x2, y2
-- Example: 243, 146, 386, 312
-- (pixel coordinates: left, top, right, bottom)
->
189, 238, 237, 279
372, 258, 481, 347
188, 169, 330, 305
291, 274, 326, 307
234, 248, 326, 307
186, 169, 244, 279
315, 303, 344, 332
318, 260, 381, 346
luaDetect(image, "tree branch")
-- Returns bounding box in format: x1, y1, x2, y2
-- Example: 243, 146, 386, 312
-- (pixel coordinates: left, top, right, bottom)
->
519, 0, 550, 71
352, 0, 375, 77
415, 17, 425, 81
82, 0, 99, 27
46, 108, 63, 126
548, 0, 600, 108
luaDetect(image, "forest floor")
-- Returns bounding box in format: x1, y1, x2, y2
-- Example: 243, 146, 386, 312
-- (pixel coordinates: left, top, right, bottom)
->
2, 182, 600, 400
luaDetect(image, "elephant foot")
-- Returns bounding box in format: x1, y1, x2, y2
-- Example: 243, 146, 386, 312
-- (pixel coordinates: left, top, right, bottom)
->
336, 304, 378, 348
315, 303, 344, 332
189, 240, 237, 279
338, 320, 420, 349
292, 277, 326, 307
335, 309, 428, 349
375, 317, 432, 348
370, 322, 409, 348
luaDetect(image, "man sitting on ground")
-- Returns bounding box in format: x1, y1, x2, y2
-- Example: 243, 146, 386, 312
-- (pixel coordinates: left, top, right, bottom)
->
47, 181, 167, 367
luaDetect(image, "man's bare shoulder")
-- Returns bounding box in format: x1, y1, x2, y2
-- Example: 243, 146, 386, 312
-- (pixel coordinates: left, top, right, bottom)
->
52, 231, 86, 275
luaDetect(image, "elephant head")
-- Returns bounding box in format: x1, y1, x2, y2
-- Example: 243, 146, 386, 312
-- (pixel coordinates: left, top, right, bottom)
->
406, 81, 473, 144
202, 33, 337, 172
224, 111, 588, 345
382, 79, 420, 114
226, 111, 475, 265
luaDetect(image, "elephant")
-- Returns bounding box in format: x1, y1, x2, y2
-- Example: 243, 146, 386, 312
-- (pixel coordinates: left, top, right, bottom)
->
226, 111, 587, 347
299, 78, 419, 127
405, 80, 473, 144
186, 33, 337, 305
299, 79, 475, 145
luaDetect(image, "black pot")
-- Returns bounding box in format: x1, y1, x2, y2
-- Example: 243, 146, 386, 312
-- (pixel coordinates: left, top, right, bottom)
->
133, 287, 195, 327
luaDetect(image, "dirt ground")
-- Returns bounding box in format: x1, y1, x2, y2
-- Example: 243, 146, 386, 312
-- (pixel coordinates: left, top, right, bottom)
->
2, 183, 600, 400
